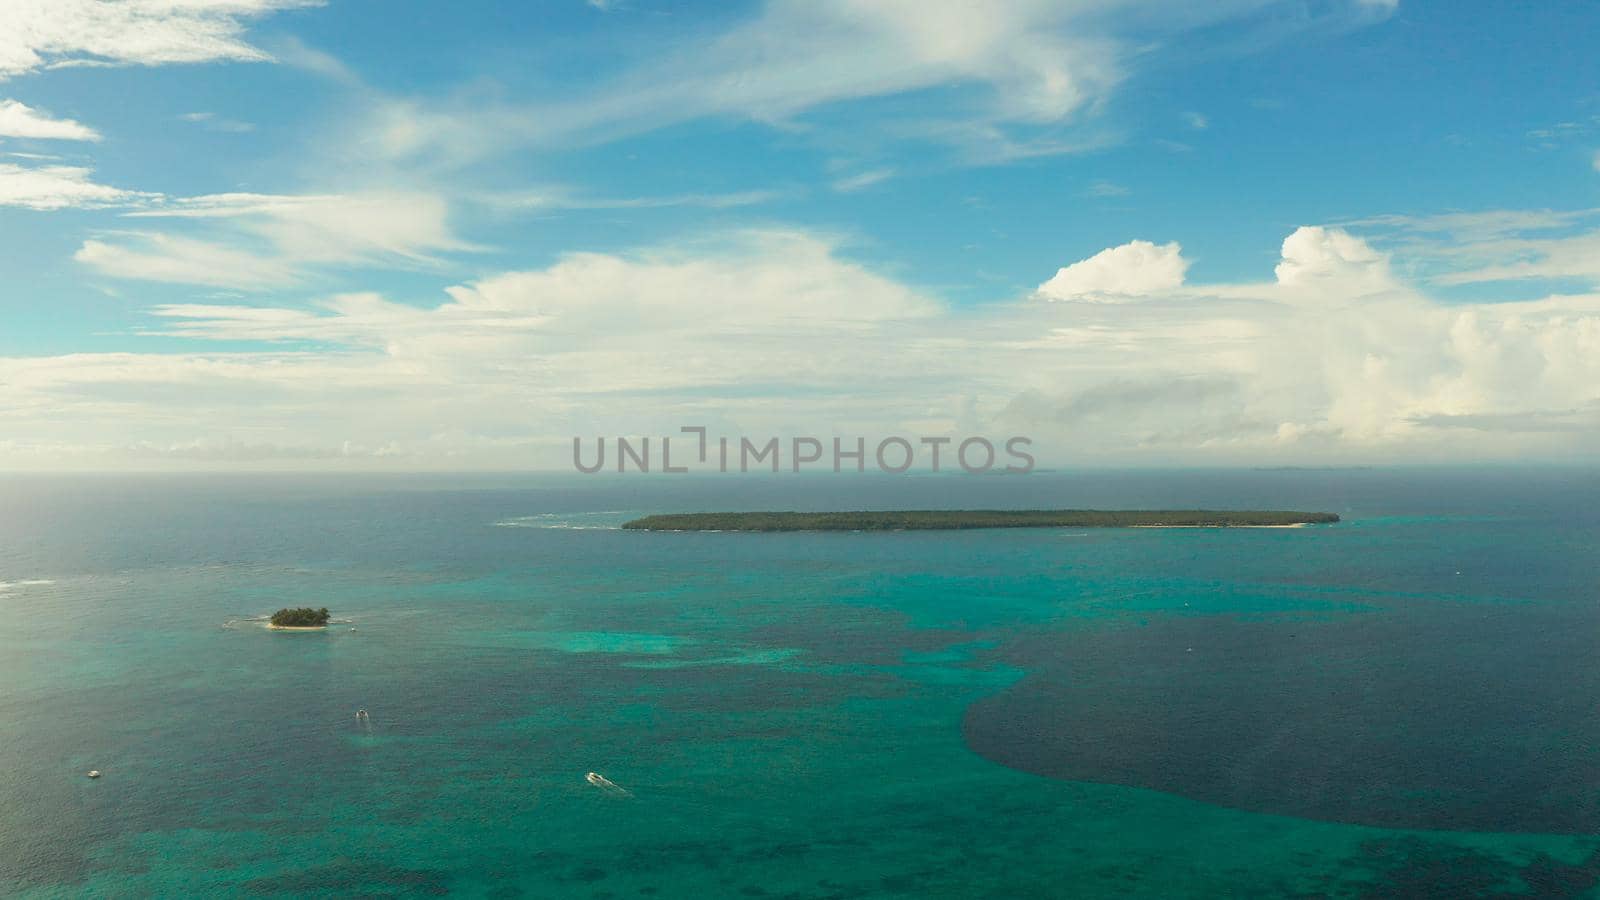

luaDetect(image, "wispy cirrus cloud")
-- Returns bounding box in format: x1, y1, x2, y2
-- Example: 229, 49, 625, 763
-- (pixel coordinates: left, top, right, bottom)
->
476, 186, 789, 212
1085, 180, 1129, 198
178, 111, 256, 133
126, 192, 474, 263
75, 190, 474, 289
329, 0, 1395, 171
0, 1, 320, 217
830, 168, 895, 193
76, 232, 300, 288
0, 0, 323, 79
1348, 208, 1600, 288
0, 162, 155, 210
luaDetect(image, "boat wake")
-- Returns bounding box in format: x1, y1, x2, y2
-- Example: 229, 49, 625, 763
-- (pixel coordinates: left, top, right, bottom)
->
0, 579, 56, 593
585, 772, 632, 797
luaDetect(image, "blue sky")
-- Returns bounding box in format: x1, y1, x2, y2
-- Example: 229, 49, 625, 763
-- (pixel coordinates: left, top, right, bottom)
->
3, 0, 1600, 469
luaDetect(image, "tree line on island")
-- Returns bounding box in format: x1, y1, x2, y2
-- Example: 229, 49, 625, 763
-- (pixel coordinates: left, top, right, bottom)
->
621, 510, 1340, 531
270, 607, 331, 627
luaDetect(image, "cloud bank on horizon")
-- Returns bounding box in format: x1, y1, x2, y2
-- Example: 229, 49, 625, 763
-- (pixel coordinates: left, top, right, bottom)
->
2, 0, 1600, 468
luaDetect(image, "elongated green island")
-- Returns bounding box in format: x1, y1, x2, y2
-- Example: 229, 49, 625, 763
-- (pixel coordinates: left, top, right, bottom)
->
621, 510, 1340, 531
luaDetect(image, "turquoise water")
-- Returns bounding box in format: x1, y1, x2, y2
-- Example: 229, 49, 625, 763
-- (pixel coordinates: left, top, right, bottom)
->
2, 471, 1598, 897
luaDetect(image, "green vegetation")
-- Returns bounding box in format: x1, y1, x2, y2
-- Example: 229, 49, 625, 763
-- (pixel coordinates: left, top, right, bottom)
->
622, 509, 1339, 532
270, 607, 331, 627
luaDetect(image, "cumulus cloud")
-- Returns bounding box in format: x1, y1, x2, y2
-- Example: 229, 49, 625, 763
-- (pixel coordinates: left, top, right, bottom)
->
0, 0, 322, 79
144, 230, 937, 348
2, 231, 953, 467
0, 99, 99, 140
1035, 239, 1188, 300
1014, 230, 1600, 454
9, 222, 1600, 469
1273, 225, 1395, 294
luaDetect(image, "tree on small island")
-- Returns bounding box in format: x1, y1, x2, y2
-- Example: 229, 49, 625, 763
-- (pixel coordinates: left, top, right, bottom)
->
270, 607, 331, 627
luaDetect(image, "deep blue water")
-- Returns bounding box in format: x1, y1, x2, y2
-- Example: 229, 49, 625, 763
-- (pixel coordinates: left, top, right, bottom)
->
2, 469, 1598, 897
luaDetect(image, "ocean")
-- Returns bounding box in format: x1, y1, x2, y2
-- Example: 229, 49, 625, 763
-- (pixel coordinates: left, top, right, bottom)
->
2, 469, 1598, 898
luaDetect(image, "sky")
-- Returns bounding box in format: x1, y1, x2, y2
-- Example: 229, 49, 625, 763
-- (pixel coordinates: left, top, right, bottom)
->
2, 0, 1600, 470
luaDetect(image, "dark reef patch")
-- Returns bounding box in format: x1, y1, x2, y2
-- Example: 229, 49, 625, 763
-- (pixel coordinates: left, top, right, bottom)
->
242, 860, 451, 895
963, 600, 1600, 833
1346, 837, 1600, 898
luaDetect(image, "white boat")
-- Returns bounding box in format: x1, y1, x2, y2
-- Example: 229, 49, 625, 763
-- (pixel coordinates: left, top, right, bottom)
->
86, 770, 100, 779
585, 772, 631, 796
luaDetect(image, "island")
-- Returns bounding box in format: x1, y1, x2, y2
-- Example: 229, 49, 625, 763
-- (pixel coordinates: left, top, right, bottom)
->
268, 607, 332, 630
621, 510, 1339, 531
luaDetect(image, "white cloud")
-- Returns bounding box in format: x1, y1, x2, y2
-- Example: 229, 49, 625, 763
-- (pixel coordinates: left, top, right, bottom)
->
1273, 225, 1395, 294
1431, 232, 1600, 287
478, 187, 786, 212
440, 230, 934, 327
1347, 208, 1600, 241
76, 234, 299, 288
0, 162, 155, 209
0, 231, 953, 467
1035, 239, 1189, 300
337, 1, 1391, 170
129, 191, 472, 262
1085, 180, 1129, 197
1019, 228, 1600, 453
0, 0, 323, 79
831, 169, 895, 192
0, 99, 99, 140
1353, 209, 1600, 288
1183, 111, 1208, 130
178, 111, 255, 133
143, 231, 937, 345
10, 221, 1600, 469
582, 1, 1123, 128
78, 191, 472, 288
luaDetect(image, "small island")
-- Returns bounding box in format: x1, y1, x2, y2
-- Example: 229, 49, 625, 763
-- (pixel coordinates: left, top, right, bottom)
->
622, 510, 1339, 532
268, 607, 332, 630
